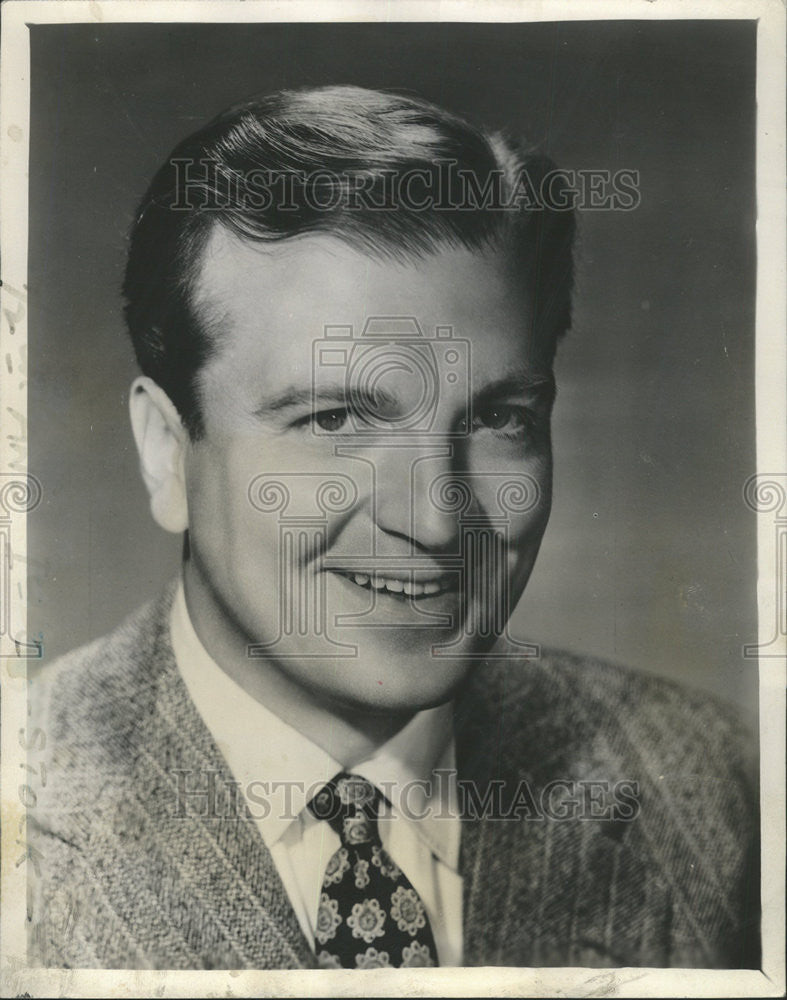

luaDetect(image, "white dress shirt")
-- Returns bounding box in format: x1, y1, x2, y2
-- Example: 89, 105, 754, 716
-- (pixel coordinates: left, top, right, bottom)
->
170, 580, 463, 965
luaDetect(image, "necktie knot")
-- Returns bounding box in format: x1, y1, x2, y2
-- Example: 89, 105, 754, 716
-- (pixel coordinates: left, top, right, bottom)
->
308, 773, 381, 845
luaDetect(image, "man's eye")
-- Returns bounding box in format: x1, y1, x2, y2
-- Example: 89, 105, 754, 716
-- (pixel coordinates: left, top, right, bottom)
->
313, 408, 349, 432
473, 404, 527, 433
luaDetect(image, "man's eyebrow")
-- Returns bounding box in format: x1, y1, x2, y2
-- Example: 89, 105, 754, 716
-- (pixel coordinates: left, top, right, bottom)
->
253, 384, 401, 418
255, 386, 341, 416
474, 371, 556, 404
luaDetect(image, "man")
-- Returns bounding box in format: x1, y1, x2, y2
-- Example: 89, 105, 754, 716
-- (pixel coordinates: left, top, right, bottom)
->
29, 86, 759, 970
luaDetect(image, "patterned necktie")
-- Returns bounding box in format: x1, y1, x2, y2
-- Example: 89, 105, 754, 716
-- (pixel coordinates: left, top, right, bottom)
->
307, 772, 439, 969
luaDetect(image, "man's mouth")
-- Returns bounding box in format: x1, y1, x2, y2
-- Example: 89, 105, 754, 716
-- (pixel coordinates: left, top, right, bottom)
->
333, 570, 456, 600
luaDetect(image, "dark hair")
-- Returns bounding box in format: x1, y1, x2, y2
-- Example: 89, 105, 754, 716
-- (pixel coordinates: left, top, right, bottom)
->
123, 85, 576, 438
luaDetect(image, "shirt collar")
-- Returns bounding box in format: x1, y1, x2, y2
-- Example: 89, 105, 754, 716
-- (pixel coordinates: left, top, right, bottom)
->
170, 578, 459, 868
352, 707, 458, 867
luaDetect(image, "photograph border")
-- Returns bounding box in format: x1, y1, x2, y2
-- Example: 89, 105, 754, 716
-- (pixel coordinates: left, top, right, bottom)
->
1, 1, 784, 996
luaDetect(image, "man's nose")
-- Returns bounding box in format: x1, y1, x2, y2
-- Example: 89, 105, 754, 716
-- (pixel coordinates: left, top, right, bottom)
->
371, 440, 463, 554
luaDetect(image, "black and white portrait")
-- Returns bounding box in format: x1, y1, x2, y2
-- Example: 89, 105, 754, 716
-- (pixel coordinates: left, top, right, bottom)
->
2, 4, 783, 997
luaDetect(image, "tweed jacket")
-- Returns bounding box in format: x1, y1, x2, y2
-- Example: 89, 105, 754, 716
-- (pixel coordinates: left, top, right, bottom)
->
28, 584, 759, 969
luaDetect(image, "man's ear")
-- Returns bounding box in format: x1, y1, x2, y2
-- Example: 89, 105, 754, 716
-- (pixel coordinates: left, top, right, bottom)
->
129, 376, 189, 534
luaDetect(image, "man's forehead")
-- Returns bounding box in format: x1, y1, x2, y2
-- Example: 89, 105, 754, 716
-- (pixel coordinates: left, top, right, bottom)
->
193, 224, 529, 325
190, 225, 550, 414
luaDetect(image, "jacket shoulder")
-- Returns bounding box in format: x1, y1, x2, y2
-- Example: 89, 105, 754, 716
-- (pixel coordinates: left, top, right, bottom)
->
456, 646, 760, 968
30, 584, 177, 809
462, 644, 756, 779
33, 584, 175, 709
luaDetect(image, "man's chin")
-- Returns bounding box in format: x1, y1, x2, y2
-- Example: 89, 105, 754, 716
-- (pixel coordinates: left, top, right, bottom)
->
309, 646, 485, 717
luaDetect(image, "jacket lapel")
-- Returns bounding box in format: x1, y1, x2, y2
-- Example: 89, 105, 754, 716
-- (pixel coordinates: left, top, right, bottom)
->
134, 589, 315, 969
454, 657, 539, 966
454, 655, 661, 968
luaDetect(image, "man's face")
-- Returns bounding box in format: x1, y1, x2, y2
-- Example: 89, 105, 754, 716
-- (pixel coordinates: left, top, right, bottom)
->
181, 228, 554, 714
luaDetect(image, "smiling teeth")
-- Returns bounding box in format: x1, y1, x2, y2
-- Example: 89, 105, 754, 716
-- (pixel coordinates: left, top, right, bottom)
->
350, 573, 446, 597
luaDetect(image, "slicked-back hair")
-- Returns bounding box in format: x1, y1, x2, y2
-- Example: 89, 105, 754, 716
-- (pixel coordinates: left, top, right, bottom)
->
123, 85, 576, 438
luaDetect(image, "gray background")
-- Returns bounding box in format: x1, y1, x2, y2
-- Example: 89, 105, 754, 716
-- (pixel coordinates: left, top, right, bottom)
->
28, 20, 758, 718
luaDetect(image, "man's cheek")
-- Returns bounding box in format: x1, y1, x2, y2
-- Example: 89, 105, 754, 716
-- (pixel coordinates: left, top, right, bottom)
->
505, 501, 551, 568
